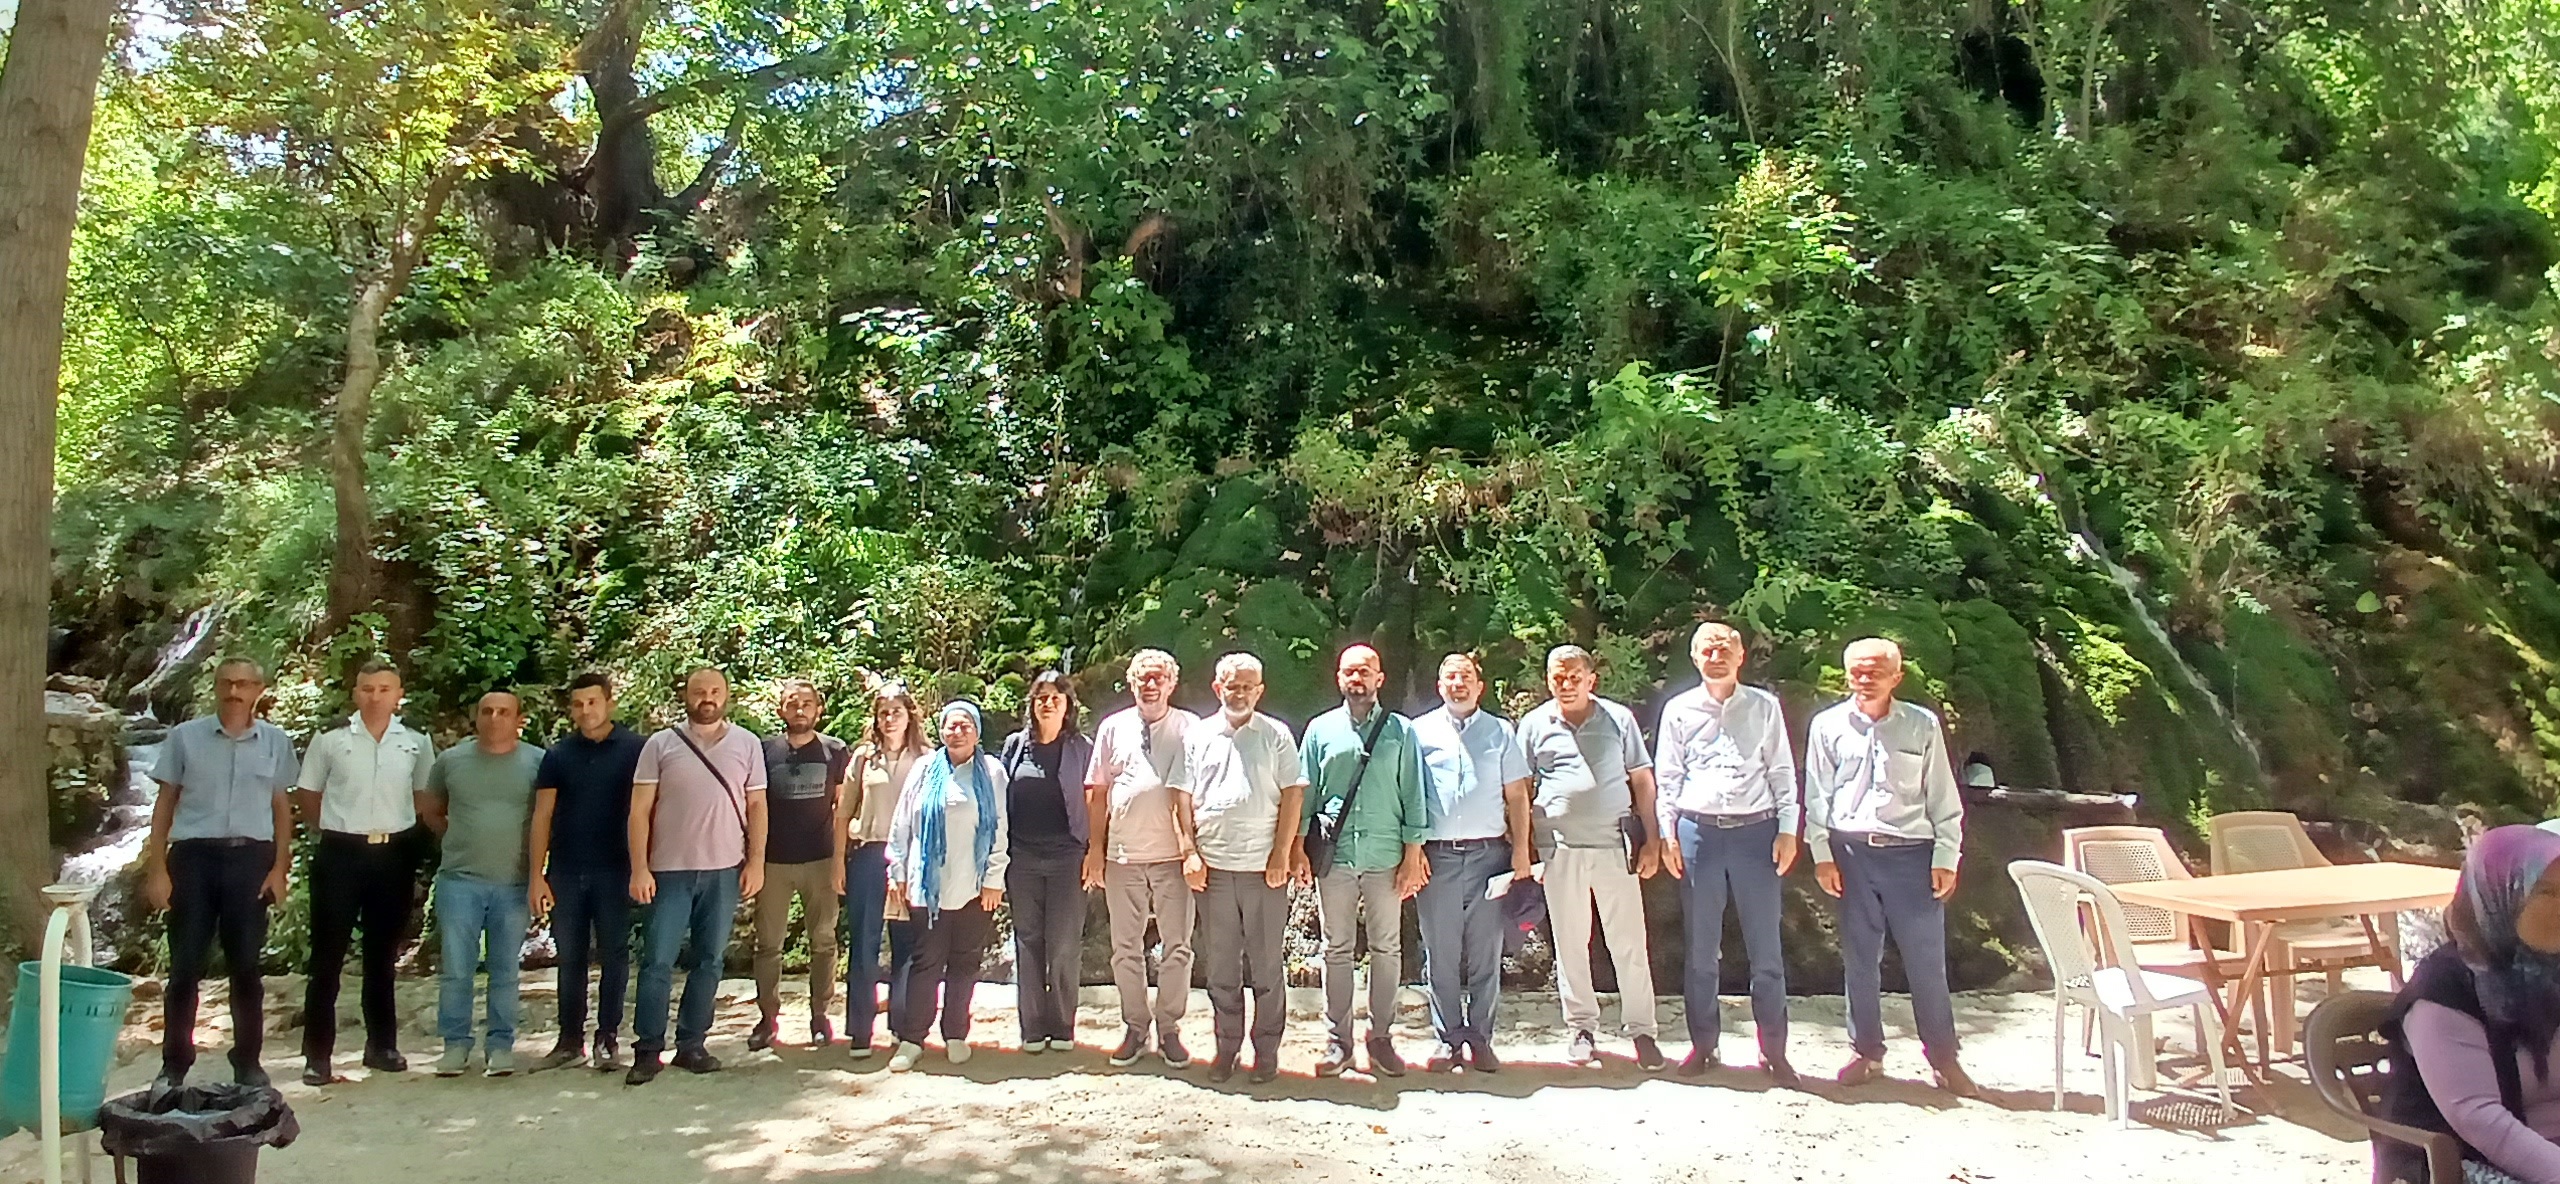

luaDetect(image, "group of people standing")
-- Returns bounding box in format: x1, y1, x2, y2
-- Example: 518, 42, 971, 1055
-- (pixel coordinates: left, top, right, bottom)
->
137, 621, 1976, 1098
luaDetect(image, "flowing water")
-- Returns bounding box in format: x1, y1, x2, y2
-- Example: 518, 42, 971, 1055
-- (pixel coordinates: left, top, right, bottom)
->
2069, 530, 2269, 788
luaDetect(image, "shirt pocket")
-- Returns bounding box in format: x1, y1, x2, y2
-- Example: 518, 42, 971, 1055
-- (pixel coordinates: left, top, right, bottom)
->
239, 746, 275, 783
1886, 745, 1928, 790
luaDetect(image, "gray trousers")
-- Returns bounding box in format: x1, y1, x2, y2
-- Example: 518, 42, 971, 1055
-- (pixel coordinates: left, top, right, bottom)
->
1417, 839, 1512, 1046
1105, 858, 1193, 1037
1199, 868, 1288, 1057
1317, 865, 1402, 1048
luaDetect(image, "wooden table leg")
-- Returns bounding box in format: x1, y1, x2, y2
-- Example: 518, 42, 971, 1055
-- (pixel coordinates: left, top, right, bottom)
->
2186, 913, 2263, 1085
2230, 921, 2277, 1078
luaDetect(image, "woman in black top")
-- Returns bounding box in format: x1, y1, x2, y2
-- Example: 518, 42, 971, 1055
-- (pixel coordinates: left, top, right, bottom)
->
1000, 670, 1094, 1053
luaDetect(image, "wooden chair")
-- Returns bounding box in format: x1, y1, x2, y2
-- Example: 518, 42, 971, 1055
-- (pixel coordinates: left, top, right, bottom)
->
2304, 990, 2459, 1184
2209, 810, 2399, 1045
2062, 825, 2259, 1086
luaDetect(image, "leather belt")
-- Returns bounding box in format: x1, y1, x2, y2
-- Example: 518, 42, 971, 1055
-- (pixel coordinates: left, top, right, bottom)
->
1426, 837, 1508, 849
326, 829, 402, 845
1682, 808, 1778, 829
1846, 831, 1930, 848
175, 836, 270, 849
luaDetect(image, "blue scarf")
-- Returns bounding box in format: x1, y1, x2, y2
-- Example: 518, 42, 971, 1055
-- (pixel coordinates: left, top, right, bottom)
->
915, 700, 1000, 915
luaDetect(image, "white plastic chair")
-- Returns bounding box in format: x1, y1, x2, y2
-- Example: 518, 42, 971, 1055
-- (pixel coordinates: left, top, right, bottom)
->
2008, 859, 2238, 1127
2061, 825, 2256, 1090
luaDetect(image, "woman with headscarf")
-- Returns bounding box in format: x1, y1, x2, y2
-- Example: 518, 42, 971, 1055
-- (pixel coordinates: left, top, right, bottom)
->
883, 699, 1010, 1071
835, 682, 928, 1058
2383, 824, 2560, 1184
999, 671, 1093, 1053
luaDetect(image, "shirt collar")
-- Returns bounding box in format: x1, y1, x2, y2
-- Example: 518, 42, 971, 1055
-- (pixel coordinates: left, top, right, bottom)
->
1848, 698, 1894, 728
347, 713, 413, 738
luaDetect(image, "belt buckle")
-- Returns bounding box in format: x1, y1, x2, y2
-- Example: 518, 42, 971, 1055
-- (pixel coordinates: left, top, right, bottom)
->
1865, 832, 1891, 847
365, 831, 394, 846
1713, 813, 1748, 829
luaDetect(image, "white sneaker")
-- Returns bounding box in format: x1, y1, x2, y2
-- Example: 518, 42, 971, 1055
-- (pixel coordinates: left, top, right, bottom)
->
484, 1048, 516, 1078
1048, 1038, 1076, 1053
435, 1045, 471, 1078
887, 1042, 924, 1073
849, 1044, 874, 1061
946, 1041, 973, 1065
1021, 1037, 1046, 1055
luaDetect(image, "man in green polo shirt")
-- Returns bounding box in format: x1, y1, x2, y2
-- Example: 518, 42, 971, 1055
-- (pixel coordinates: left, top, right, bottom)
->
419, 690, 545, 1078
1293, 643, 1428, 1078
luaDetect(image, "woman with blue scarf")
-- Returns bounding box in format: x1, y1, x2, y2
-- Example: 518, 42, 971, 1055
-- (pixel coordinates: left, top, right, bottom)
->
884, 700, 1011, 1072
2383, 824, 2560, 1183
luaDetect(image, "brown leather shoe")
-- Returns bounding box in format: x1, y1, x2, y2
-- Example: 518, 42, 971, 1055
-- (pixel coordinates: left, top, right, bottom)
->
1930, 1057, 1982, 1099
1836, 1055, 1885, 1086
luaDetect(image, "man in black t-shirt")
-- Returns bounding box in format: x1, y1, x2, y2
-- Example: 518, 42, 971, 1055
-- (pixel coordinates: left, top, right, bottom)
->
528, 672, 646, 1072
752, 678, 852, 1050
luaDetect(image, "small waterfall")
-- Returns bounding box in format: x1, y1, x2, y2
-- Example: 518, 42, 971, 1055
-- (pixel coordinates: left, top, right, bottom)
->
127, 604, 220, 714
2068, 530, 2269, 786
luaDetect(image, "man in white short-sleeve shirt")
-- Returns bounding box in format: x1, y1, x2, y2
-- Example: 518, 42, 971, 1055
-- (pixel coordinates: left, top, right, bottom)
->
295, 659, 436, 1082
1182, 652, 1306, 1082
1083, 648, 1205, 1069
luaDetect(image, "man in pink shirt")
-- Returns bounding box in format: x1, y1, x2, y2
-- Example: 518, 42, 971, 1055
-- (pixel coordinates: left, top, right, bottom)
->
624, 666, 768, 1084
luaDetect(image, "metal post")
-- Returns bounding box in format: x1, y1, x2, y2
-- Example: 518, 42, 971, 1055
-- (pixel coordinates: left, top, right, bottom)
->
38, 883, 101, 1184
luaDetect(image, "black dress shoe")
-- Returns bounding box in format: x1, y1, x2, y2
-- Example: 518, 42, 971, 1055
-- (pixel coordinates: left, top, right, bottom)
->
235, 1063, 273, 1089
671, 1048, 723, 1074
748, 1015, 777, 1052
1466, 1038, 1501, 1074
362, 1048, 407, 1074
625, 1053, 664, 1085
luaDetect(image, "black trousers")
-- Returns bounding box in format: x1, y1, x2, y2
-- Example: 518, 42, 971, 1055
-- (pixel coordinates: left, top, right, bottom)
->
304, 828, 421, 1060
163, 838, 274, 1076
892, 900, 994, 1044
1008, 849, 1088, 1045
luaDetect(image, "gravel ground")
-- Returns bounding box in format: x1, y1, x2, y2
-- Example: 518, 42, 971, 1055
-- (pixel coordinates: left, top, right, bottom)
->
1, 971, 2374, 1183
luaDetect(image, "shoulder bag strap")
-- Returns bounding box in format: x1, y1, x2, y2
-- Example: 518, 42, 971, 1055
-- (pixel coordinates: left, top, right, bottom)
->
670, 727, 751, 839
1335, 708, 1393, 822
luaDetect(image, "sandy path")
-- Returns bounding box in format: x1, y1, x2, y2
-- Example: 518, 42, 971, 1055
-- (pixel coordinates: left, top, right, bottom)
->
3, 974, 2371, 1183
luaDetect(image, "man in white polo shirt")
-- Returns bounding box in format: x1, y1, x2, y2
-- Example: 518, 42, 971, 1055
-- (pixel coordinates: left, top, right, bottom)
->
1183, 652, 1305, 1084
295, 658, 436, 1084
1083, 648, 1204, 1069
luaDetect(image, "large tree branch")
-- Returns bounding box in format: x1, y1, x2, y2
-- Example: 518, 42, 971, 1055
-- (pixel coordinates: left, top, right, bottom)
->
597, 42, 847, 145
670, 102, 748, 211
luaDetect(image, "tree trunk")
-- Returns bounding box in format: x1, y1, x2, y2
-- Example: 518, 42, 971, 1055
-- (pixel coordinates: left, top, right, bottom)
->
0, 0, 120, 955
582, 0, 665, 263
319, 163, 465, 642
321, 277, 393, 639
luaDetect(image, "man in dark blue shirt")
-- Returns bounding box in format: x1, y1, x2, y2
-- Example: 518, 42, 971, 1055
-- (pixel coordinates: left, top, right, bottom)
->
527, 672, 644, 1072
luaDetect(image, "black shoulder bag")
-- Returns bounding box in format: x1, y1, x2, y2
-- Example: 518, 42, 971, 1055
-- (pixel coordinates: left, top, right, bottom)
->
1302, 709, 1391, 879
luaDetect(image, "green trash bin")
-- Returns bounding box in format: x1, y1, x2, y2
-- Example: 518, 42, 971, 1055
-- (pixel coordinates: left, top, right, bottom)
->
0, 961, 137, 1135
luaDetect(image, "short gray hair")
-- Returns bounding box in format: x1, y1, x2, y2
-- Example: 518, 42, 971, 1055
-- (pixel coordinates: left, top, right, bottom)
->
1127, 648, 1180, 679
1213, 652, 1263, 681
211, 656, 268, 683
1842, 637, 1904, 671
1545, 644, 1594, 674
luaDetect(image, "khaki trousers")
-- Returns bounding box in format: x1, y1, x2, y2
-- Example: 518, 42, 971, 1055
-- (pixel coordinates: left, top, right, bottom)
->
753, 857, 842, 1022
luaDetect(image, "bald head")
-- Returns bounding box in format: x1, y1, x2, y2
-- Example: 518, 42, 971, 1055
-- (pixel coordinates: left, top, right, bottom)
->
1338, 644, 1384, 714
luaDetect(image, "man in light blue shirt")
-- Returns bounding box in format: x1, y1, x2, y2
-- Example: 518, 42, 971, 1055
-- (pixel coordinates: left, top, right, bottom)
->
1410, 653, 1532, 1073
141, 657, 299, 1089
1804, 636, 1973, 1097
1654, 621, 1800, 1085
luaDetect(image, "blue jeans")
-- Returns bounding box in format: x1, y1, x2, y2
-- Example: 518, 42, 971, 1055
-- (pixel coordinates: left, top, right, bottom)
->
1834, 839, 1956, 1061
549, 867, 631, 1048
1417, 839, 1512, 1046
1677, 815, 1788, 1060
634, 866, 740, 1057
435, 873, 530, 1051
842, 843, 920, 1048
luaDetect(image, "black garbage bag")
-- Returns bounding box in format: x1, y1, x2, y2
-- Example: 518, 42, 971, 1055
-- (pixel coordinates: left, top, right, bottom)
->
98, 1082, 299, 1160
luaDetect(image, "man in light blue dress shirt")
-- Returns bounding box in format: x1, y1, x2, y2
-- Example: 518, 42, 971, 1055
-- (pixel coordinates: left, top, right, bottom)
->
1410, 653, 1533, 1073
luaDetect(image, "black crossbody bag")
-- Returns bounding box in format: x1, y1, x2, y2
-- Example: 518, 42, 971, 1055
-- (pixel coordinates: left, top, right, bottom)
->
1303, 708, 1391, 878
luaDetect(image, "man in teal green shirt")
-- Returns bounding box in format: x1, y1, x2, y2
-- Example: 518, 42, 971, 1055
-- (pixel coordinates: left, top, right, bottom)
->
420, 691, 544, 1078
1293, 643, 1428, 1077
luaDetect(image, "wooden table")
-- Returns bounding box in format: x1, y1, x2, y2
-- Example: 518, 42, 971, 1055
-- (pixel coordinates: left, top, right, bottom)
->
2111, 862, 2457, 1081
